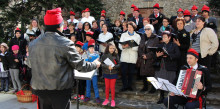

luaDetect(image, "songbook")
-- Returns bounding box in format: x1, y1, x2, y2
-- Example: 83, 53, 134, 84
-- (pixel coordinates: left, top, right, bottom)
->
147, 46, 169, 56
103, 58, 115, 67
74, 69, 96, 80
118, 40, 138, 47
147, 77, 186, 97
97, 38, 114, 44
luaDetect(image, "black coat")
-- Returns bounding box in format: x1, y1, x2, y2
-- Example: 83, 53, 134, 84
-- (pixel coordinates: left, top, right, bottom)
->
6, 52, 23, 69
174, 29, 190, 67
0, 52, 9, 71
157, 42, 181, 71
9, 37, 27, 55
128, 16, 144, 31
181, 64, 212, 97
149, 13, 166, 34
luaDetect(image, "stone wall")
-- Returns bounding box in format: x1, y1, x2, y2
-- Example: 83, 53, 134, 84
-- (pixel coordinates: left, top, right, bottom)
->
101, 0, 208, 21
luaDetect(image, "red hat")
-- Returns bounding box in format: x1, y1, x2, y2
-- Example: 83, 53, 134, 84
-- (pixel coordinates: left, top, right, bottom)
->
75, 41, 84, 47
183, 9, 191, 16
101, 10, 106, 14
15, 27, 21, 34
101, 13, 106, 17
86, 31, 94, 37
202, 5, 210, 12
85, 8, 90, 12
12, 45, 19, 51
44, 8, 64, 29
187, 48, 199, 58
82, 10, 85, 13
70, 11, 75, 16
120, 11, 125, 16
191, 5, 198, 10
177, 8, 184, 12
131, 4, 136, 8
153, 3, 160, 9
88, 39, 95, 48
134, 7, 139, 12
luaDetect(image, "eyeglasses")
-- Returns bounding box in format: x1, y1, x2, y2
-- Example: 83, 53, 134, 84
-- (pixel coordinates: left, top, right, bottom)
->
177, 12, 183, 14
85, 24, 89, 26
145, 28, 151, 31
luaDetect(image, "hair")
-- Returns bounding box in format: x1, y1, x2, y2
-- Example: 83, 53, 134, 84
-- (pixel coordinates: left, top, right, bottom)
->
196, 16, 206, 27
144, 24, 154, 33
68, 22, 75, 27
92, 20, 98, 25
104, 43, 118, 56
176, 18, 185, 26
122, 21, 128, 27
82, 22, 91, 30
102, 23, 108, 29
163, 17, 170, 22
143, 17, 150, 22
114, 19, 122, 25
127, 21, 137, 30
162, 31, 172, 37
29, 18, 41, 30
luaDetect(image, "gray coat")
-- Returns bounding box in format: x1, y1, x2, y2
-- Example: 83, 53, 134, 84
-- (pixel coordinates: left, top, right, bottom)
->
28, 31, 97, 90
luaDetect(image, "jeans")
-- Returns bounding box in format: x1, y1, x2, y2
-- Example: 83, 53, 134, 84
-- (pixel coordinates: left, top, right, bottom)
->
121, 62, 136, 89
86, 75, 100, 98
1, 77, 9, 91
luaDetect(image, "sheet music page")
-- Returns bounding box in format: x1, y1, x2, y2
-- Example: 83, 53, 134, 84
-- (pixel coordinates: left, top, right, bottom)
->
147, 77, 162, 89
74, 69, 96, 80
103, 58, 115, 67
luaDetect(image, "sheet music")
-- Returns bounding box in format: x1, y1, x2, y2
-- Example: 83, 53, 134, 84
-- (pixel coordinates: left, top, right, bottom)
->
103, 58, 115, 67
147, 77, 162, 89
74, 69, 96, 80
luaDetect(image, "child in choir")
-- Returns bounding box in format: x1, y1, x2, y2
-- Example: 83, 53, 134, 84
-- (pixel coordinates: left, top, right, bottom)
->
101, 44, 120, 107
83, 39, 101, 103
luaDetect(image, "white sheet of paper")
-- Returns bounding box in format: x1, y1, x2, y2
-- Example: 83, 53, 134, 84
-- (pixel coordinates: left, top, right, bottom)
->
147, 77, 161, 89
103, 58, 115, 67
74, 69, 96, 80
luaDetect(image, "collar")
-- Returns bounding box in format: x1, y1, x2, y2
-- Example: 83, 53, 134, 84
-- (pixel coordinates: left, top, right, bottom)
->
190, 63, 198, 70
155, 13, 159, 16
128, 31, 135, 36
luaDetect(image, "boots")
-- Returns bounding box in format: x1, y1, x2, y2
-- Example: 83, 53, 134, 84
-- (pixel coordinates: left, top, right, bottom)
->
157, 90, 164, 104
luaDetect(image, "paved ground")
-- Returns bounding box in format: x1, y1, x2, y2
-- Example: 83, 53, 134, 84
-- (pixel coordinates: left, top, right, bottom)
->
0, 93, 102, 109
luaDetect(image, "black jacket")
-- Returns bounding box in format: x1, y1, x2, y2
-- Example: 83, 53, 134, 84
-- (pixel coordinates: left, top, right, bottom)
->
9, 36, 27, 55
28, 31, 97, 91
181, 64, 212, 97
0, 52, 9, 71
174, 29, 190, 67
149, 13, 166, 34
129, 16, 144, 31
157, 42, 181, 71
101, 53, 120, 75
6, 52, 23, 69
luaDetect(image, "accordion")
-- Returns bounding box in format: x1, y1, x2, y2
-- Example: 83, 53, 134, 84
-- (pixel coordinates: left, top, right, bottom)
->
176, 69, 202, 98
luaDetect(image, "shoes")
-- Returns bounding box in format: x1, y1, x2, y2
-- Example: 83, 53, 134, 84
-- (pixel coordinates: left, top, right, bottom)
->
84, 97, 90, 102
111, 100, 115, 107
73, 95, 81, 100
102, 99, 110, 106
96, 97, 101, 104
80, 95, 85, 100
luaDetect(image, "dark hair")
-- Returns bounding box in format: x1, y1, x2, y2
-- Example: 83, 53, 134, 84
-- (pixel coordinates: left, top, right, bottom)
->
196, 16, 207, 27
176, 18, 185, 26
102, 23, 108, 29
68, 22, 75, 27
104, 43, 118, 56
162, 31, 172, 37
163, 17, 170, 22
92, 20, 98, 25
82, 22, 91, 30
114, 19, 121, 26
127, 21, 137, 30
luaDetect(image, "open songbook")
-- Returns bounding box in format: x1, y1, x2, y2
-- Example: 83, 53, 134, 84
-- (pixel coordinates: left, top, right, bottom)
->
103, 58, 115, 67
147, 77, 187, 97
118, 40, 138, 47
148, 46, 169, 56
74, 69, 96, 80
97, 38, 114, 44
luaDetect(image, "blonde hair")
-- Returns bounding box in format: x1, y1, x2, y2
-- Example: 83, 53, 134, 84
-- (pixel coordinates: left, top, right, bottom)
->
28, 19, 41, 30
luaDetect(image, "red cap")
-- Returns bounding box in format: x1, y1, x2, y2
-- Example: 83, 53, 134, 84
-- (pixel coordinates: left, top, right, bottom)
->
184, 9, 191, 16
134, 7, 139, 12
202, 5, 210, 12
88, 39, 95, 47
153, 3, 160, 9
177, 8, 184, 12
85, 8, 90, 12
75, 41, 84, 47
15, 27, 21, 33
70, 11, 75, 16
101, 13, 106, 17
187, 48, 199, 58
131, 4, 136, 8
101, 10, 106, 14
120, 11, 125, 15
191, 5, 198, 10
44, 8, 63, 26
82, 10, 85, 13
86, 31, 94, 37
